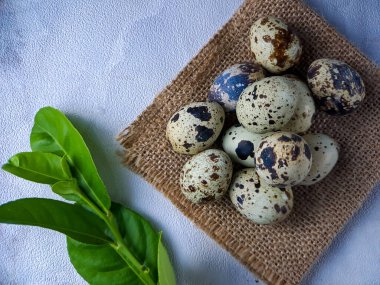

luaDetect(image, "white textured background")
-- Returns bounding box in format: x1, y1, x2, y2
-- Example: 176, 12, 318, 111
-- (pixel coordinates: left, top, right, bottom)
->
0, 0, 379, 284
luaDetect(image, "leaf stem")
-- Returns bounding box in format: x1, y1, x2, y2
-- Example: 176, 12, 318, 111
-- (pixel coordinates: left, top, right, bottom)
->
78, 194, 155, 285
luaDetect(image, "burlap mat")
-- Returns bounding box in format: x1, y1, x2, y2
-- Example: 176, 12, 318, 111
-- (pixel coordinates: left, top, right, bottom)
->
118, 0, 380, 284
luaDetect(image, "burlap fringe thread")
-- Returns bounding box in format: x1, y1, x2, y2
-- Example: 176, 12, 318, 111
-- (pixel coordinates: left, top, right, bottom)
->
118, 0, 380, 284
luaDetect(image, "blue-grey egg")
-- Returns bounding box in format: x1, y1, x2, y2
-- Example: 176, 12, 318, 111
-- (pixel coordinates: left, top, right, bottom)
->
208, 63, 265, 112
307, 59, 365, 115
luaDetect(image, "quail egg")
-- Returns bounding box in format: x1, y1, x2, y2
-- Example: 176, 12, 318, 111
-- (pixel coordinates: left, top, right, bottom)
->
208, 62, 265, 112
282, 75, 316, 133
229, 168, 293, 224
166, 102, 225, 154
255, 132, 312, 186
300, 133, 339, 185
236, 76, 298, 133
222, 124, 266, 167
249, 16, 302, 73
180, 149, 233, 203
307, 58, 365, 115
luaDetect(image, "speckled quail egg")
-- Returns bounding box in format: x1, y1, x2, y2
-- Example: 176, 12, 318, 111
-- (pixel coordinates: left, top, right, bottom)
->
281, 75, 316, 133
208, 62, 265, 112
236, 76, 298, 133
180, 149, 233, 203
166, 102, 225, 154
249, 16, 302, 73
222, 124, 266, 167
307, 58, 365, 115
255, 132, 312, 186
229, 168, 293, 224
300, 133, 339, 185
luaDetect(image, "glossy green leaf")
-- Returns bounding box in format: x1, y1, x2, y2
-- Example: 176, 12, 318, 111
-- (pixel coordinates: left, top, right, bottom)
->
67, 203, 161, 285
30, 107, 111, 211
67, 238, 143, 285
157, 233, 176, 285
2, 152, 71, 185
112, 203, 159, 282
0, 198, 111, 245
3, 106, 176, 284
52, 179, 83, 203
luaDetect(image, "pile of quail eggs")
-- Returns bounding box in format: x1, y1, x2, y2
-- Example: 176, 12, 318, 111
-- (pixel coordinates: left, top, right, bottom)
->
166, 16, 365, 225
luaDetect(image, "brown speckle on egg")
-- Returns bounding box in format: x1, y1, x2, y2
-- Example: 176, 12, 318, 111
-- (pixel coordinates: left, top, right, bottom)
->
249, 16, 302, 73
236, 77, 298, 133
180, 149, 233, 203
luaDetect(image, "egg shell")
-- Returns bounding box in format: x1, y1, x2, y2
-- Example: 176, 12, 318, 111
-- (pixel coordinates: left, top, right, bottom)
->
222, 124, 266, 167
300, 133, 339, 185
229, 168, 293, 224
236, 76, 298, 133
208, 63, 265, 112
255, 132, 312, 186
180, 149, 233, 203
307, 58, 365, 115
281, 75, 316, 133
249, 16, 302, 73
166, 102, 225, 154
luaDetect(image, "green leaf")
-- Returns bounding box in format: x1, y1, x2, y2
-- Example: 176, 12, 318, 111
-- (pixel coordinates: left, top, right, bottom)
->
52, 179, 83, 203
51, 180, 97, 214
157, 233, 176, 285
2, 152, 71, 185
0, 198, 111, 245
112, 203, 159, 282
67, 238, 143, 285
67, 203, 161, 285
30, 107, 111, 211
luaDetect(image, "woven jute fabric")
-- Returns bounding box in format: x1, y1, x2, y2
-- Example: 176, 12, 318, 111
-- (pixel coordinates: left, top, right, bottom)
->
118, 0, 380, 284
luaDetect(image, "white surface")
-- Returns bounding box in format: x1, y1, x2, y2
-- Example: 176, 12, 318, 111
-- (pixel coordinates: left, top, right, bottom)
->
0, 1, 379, 285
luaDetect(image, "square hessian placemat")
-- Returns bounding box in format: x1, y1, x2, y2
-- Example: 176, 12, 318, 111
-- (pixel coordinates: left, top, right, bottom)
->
118, 0, 380, 284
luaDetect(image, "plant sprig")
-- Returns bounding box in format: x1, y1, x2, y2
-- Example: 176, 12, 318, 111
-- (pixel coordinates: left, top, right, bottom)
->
1, 107, 176, 285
